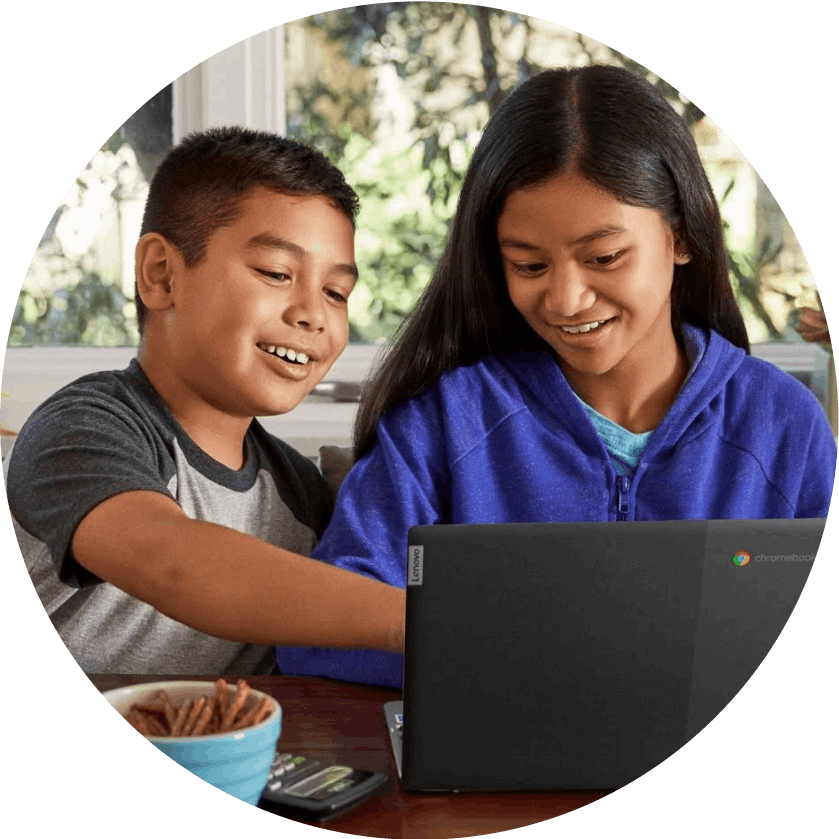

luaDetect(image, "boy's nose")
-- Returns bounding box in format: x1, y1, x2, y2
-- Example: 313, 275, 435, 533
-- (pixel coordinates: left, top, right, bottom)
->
543, 266, 596, 318
284, 285, 326, 331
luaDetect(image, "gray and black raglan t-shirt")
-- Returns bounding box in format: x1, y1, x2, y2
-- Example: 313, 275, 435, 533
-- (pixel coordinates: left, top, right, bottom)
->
5, 359, 332, 674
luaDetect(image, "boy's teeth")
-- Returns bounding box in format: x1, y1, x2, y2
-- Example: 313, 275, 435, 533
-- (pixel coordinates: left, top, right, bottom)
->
261, 344, 310, 364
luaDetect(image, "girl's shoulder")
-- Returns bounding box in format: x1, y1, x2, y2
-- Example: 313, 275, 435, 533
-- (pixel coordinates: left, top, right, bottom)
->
434, 351, 558, 409
382, 353, 548, 454
730, 350, 826, 416
695, 328, 825, 421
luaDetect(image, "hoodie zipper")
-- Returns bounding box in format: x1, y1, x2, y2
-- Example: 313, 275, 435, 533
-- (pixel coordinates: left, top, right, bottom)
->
616, 475, 631, 521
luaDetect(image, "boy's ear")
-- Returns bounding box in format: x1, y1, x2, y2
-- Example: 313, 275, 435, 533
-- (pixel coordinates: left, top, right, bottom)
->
135, 233, 181, 312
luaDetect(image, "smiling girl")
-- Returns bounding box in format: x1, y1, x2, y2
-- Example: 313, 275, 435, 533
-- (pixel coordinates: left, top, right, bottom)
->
276, 65, 836, 687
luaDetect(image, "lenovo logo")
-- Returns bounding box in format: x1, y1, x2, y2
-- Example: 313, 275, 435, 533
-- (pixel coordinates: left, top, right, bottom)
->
407, 545, 424, 586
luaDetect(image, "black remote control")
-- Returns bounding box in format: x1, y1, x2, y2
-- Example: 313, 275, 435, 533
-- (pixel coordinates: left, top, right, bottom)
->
258, 752, 389, 822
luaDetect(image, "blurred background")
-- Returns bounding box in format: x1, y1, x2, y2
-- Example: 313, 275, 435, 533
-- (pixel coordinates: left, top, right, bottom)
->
2, 3, 831, 455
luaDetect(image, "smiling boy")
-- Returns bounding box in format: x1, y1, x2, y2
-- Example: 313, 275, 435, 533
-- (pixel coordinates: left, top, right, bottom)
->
6, 127, 404, 674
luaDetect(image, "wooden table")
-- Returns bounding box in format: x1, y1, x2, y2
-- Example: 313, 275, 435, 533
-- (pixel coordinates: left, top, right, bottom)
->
89, 674, 610, 837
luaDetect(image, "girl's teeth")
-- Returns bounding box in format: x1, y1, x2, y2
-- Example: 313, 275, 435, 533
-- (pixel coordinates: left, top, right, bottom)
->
563, 320, 604, 334
286, 349, 297, 362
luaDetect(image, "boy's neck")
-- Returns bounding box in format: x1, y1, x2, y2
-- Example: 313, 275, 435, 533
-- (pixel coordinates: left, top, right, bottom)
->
137, 343, 251, 471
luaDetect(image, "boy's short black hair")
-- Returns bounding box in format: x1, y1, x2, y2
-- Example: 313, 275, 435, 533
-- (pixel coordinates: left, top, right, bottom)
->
135, 126, 359, 334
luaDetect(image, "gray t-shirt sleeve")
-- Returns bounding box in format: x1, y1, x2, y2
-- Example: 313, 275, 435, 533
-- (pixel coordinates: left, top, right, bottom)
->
6, 391, 175, 588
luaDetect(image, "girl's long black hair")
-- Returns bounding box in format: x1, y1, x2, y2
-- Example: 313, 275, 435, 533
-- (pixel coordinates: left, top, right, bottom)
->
354, 65, 749, 457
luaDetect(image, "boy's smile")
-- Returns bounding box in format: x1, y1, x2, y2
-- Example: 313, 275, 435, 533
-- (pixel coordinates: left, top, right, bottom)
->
138, 187, 356, 462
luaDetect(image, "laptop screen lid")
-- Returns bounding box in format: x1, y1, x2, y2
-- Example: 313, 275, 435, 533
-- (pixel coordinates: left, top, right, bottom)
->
399, 518, 824, 792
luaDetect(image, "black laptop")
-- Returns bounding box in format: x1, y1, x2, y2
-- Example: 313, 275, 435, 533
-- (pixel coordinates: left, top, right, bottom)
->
384, 518, 825, 792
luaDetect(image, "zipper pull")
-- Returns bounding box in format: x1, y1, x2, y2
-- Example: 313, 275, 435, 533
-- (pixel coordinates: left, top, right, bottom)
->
616, 475, 631, 521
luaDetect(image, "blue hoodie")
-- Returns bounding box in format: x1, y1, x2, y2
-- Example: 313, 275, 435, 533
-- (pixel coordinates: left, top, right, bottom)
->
276, 326, 836, 687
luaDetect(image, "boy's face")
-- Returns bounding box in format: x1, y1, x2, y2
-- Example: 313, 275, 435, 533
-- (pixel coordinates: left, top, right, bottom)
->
163, 187, 356, 419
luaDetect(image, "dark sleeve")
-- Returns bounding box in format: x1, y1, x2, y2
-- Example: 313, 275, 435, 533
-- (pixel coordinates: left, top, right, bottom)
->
6, 391, 175, 587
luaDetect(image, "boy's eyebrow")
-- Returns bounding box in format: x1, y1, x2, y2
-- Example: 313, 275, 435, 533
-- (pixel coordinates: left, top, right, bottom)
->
244, 233, 358, 279
499, 225, 628, 249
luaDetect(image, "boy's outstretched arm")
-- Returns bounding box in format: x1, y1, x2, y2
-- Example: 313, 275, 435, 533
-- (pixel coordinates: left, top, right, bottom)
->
70, 489, 404, 653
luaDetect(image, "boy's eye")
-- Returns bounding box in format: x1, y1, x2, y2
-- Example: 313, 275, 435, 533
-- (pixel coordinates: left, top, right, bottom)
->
258, 269, 291, 282
325, 287, 348, 304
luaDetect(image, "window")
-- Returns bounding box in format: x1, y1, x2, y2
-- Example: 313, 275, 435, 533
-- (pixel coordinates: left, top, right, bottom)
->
3, 5, 832, 453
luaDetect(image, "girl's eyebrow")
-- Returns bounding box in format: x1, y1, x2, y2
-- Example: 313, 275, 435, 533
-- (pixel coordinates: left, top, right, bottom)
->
499, 225, 628, 250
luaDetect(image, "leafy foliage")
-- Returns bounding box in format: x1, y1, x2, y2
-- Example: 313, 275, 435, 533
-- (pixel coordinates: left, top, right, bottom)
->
13, 3, 804, 347
287, 4, 798, 345
10, 104, 160, 347
10, 273, 138, 346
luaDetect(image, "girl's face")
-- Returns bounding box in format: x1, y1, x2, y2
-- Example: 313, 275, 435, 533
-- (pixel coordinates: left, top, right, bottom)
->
497, 172, 689, 385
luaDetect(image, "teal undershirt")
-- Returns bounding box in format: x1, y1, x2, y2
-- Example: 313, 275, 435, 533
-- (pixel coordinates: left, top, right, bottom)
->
574, 332, 703, 476
576, 399, 652, 475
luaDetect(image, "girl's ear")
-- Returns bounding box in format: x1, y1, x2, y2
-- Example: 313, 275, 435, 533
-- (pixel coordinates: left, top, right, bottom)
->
673, 231, 691, 265
135, 233, 180, 312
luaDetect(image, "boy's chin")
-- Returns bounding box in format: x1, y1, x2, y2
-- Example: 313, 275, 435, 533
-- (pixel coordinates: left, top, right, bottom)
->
247, 385, 320, 418
248, 397, 309, 418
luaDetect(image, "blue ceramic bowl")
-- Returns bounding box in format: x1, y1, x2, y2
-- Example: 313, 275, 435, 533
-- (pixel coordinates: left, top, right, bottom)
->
104, 680, 282, 805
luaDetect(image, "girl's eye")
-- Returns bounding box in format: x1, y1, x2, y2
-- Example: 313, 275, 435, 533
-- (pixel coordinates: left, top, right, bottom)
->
591, 252, 622, 267
512, 262, 548, 276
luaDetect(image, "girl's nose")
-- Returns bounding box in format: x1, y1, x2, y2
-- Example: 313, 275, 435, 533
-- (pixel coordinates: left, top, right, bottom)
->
543, 265, 596, 318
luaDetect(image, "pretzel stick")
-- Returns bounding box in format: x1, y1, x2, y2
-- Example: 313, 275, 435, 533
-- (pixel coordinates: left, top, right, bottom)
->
170, 700, 193, 737
128, 709, 152, 735
220, 680, 250, 730
211, 698, 225, 734
142, 711, 168, 736
182, 696, 207, 736
232, 696, 273, 730
132, 702, 167, 715
215, 678, 229, 721
157, 691, 178, 734
253, 698, 274, 725
191, 696, 217, 736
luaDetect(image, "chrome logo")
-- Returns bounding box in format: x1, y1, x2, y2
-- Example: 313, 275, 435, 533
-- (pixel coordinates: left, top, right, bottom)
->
732, 550, 752, 567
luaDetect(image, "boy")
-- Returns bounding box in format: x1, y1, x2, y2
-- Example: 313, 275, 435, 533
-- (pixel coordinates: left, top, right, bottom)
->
5, 127, 404, 674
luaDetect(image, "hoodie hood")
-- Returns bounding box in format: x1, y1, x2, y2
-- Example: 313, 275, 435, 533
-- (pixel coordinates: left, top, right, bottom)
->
504, 325, 746, 465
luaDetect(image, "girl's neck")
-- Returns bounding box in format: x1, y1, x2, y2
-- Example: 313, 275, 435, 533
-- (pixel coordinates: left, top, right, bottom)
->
563, 329, 689, 434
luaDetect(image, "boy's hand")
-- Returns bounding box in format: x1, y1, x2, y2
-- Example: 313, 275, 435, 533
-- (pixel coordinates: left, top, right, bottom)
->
71, 490, 405, 653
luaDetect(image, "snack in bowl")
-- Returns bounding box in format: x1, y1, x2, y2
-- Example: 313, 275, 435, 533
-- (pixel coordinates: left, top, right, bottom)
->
104, 679, 282, 805
124, 679, 274, 737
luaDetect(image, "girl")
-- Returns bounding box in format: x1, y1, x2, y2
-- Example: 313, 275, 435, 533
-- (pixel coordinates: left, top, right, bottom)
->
276, 65, 836, 687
